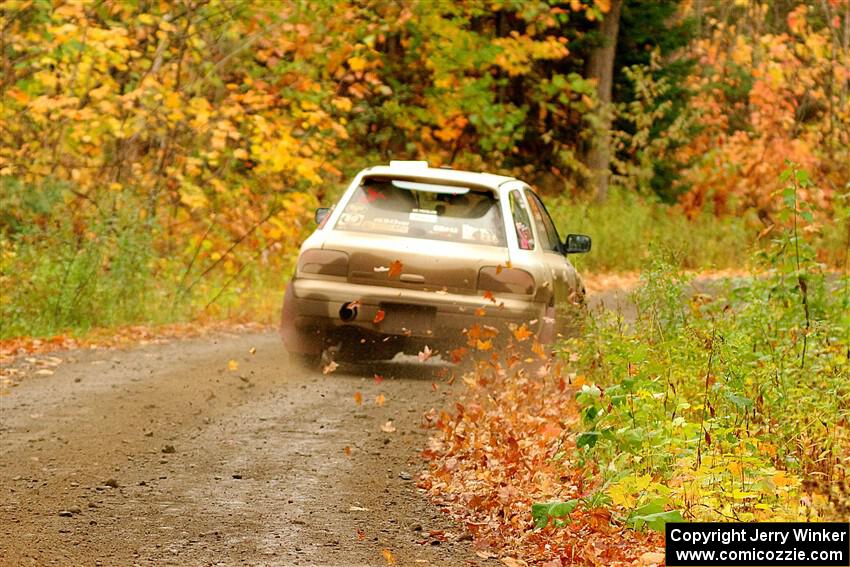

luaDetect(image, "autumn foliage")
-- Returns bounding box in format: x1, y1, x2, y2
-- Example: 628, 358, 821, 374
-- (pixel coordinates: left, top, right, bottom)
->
1, 1, 848, 334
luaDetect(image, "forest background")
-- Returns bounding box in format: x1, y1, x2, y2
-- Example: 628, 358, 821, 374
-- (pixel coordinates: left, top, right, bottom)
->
1, 0, 848, 338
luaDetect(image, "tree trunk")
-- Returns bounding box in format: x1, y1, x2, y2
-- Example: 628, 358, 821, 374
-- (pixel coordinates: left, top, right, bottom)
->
586, 0, 623, 203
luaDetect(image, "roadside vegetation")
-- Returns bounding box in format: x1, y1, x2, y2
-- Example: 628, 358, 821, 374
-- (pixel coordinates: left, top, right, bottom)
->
423, 166, 850, 564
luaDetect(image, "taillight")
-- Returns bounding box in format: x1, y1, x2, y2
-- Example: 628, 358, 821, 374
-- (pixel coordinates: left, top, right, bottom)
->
477, 266, 535, 295
298, 249, 349, 277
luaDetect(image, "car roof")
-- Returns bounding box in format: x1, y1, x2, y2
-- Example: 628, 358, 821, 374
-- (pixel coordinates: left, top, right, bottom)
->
360, 161, 516, 191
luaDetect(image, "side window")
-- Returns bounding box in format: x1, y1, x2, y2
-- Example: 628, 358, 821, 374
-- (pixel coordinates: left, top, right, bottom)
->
526, 190, 562, 253
508, 190, 535, 250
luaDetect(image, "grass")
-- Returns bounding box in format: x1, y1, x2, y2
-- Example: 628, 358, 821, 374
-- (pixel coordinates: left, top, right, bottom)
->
547, 189, 848, 273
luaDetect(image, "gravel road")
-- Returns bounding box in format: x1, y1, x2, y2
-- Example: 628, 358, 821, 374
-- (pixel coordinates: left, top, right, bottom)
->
0, 330, 491, 566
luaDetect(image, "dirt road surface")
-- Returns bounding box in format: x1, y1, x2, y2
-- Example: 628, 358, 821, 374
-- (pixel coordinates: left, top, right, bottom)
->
0, 330, 492, 567
0, 286, 646, 567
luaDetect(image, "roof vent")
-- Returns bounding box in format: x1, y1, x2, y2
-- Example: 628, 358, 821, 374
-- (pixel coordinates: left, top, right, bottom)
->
389, 160, 429, 168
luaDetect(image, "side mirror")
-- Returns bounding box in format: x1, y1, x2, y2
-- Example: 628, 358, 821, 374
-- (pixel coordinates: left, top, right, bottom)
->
314, 207, 330, 225
564, 233, 591, 254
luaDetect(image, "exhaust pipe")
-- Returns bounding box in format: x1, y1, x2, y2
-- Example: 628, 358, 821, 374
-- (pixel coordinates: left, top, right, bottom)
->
339, 303, 358, 322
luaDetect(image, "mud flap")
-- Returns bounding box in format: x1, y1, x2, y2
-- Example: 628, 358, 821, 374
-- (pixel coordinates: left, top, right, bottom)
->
280, 282, 323, 355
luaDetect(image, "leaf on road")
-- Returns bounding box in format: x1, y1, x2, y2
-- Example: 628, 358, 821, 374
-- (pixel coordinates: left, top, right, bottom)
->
375, 393, 386, 406
343, 446, 351, 456
249, 347, 256, 355
382, 548, 396, 565
381, 420, 396, 433
227, 359, 239, 371
353, 390, 362, 405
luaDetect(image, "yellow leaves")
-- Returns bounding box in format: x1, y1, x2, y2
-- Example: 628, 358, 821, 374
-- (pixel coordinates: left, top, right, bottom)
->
381, 548, 396, 565
138, 13, 156, 25
227, 359, 239, 371
331, 97, 353, 112
375, 393, 386, 406
512, 324, 533, 342
347, 56, 368, 72
163, 91, 182, 110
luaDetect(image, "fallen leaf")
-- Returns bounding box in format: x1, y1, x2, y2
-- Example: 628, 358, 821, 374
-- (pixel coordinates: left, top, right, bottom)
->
375, 393, 386, 406
418, 345, 433, 362
476, 339, 492, 351
382, 548, 396, 565
501, 558, 528, 567
34, 369, 54, 376
343, 446, 351, 456
373, 309, 386, 324
381, 420, 396, 433
349, 506, 369, 511
388, 260, 403, 279
639, 551, 665, 566
323, 360, 339, 375
431, 382, 438, 392
354, 390, 362, 405
227, 360, 239, 371
357, 529, 365, 540
474, 307, 486, 317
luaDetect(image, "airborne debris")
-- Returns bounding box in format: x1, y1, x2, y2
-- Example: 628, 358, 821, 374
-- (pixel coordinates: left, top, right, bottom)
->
380, 420, 396, 433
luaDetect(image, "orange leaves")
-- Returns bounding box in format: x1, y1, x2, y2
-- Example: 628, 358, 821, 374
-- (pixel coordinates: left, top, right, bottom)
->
372, 309, 385, 324
387, 260, 403, 279
374, 393, 386, 406
421, 345, 662, 566
512, 324, 533, 342
353, 390, 362, 405
483, 290, 496, 304
381, 548, 396, 565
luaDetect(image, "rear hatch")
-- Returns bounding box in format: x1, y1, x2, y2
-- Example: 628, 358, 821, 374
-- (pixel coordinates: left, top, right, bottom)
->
326, 177, 508, 294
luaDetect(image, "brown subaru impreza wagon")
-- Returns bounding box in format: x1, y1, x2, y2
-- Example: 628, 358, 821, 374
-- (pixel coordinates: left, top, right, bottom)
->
280, 161, 590, 366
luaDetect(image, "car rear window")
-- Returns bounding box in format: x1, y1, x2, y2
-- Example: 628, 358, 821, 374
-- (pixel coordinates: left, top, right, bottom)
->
334, 179, 506, 246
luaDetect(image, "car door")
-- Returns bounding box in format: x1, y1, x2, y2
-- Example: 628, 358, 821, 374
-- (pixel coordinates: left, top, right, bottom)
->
524, 188, 582, 337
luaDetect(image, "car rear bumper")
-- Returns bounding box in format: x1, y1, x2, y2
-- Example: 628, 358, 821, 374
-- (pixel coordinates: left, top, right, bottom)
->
280, 277, 548, 354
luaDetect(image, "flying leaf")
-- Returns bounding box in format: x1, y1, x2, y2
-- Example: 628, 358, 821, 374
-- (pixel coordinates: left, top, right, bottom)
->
354, 390, 362, 405
483, 290, 496, 303
374, 374, 384, 385
388, 260, 403, 279
375, 393, 386, 406
248, 347, 256, 355
512, 324, 533, 342
373, 309, 385, 324
381, 548, 396, 565
343, 446, 351, 456
228, 359, 239, 371
449, 347, 468, 364
323, 360, 339, 375
381, 420, 396, 433
418, 345, 433, 362
474, 307, 486, 317
476, 339, 492, 351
